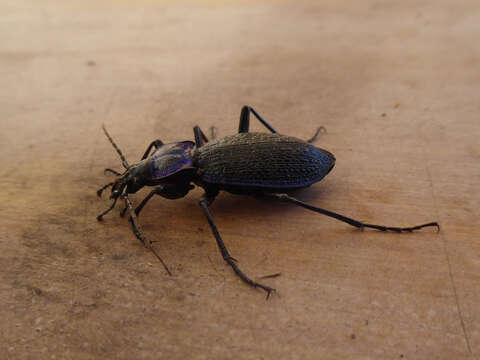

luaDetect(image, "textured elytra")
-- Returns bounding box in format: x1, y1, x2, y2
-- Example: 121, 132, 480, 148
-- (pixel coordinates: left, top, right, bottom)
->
193, 133, 335, 188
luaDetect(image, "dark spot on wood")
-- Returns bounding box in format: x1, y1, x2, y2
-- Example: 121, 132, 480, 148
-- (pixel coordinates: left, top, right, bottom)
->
112, 253, 127, 261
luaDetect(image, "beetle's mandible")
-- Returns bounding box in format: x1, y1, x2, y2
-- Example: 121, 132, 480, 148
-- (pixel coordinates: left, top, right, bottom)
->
96, 105, 439, 297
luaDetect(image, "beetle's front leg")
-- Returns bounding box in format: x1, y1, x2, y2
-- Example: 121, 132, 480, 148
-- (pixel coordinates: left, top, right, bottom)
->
120, 184, 194, 218
123, 187, 161, 218
141, 139, 164, 160
122, 191, 172, 275
199, 194, 276, 298
120, 187, 162, 218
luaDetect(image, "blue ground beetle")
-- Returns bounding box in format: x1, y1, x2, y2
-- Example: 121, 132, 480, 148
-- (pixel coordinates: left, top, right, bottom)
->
97, 106, 439, 297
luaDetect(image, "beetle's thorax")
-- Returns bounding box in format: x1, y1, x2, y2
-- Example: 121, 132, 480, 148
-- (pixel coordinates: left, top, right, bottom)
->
148, 141, 196, 179
112, 141, 198, 198
125, 159, 150, 193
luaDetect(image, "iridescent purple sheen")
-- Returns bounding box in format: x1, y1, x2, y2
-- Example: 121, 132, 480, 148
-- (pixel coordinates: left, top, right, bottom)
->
149, 141, 194, 180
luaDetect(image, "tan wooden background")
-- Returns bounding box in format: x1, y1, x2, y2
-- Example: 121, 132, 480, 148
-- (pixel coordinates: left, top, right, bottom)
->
1, 1, 479, 359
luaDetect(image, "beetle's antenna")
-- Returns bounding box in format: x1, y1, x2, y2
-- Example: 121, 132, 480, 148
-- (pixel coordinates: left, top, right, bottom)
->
122, 192, 172, 276
102, 124, 130, 169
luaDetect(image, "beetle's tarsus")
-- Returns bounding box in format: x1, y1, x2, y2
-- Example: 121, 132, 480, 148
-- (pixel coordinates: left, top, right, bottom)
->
362, 221, 440, 233
258, 285, 276, 300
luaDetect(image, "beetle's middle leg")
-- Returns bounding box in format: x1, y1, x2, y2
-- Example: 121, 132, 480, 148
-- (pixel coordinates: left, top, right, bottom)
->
193, 126, 211, 148
239, 105, 326, 143
238, 105, 278, 134
199, 194, 276, 298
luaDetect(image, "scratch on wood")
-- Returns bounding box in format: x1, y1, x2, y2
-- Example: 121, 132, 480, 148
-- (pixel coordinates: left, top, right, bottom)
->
425, 164, 472, 354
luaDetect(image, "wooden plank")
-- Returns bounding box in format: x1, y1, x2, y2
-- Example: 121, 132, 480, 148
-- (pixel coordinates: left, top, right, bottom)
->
1, 1, 479, 358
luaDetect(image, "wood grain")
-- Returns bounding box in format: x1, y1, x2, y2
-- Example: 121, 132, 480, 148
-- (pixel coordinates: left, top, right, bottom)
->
1, 1, 479, 359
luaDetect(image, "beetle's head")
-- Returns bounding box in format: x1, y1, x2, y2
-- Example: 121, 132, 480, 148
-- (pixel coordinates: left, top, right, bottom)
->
108, 162, 147, 199
96, 125, 145, 200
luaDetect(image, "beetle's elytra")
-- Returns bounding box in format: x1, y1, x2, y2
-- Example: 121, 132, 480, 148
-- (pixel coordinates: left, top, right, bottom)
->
97, 105, 439, 297
195, 132, 335, 191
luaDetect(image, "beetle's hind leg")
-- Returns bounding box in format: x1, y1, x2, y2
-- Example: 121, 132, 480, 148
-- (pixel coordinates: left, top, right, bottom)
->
199, 194, 276, 299
238, 105, 278, 134
209, 126, 217, 140
265, 193, 440, 232
306, 126, 326, 143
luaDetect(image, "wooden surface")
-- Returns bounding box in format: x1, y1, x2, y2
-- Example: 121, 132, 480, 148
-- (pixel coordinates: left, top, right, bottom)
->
1, 1, 479, 359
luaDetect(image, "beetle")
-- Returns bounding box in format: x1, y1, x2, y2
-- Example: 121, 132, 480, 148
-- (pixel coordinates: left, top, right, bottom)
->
96, 105, 439, 297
